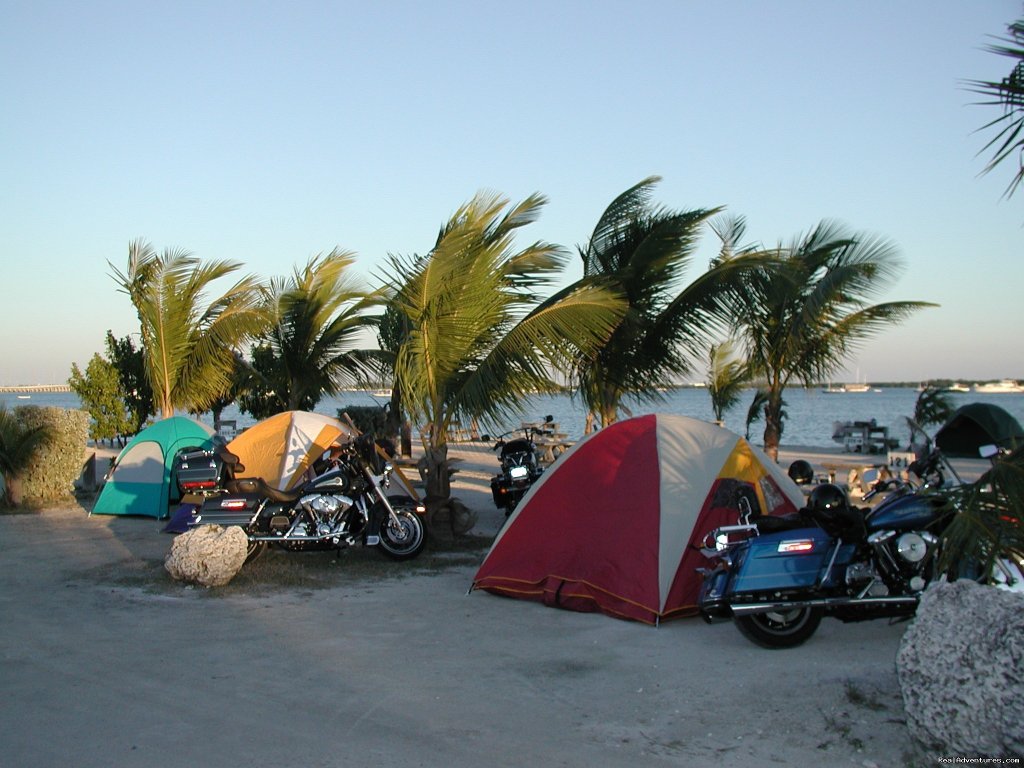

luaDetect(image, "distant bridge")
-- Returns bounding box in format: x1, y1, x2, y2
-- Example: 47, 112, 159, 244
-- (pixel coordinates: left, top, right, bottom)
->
0, 384, 72, 393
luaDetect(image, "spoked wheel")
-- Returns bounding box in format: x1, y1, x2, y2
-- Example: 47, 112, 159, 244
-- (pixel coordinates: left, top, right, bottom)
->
244, 539, 267, 564
735, 607, 824, 649
378, 503, 427, 561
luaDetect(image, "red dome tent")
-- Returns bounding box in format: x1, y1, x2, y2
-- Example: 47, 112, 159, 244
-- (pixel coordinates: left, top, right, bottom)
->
471, 414, 805, 624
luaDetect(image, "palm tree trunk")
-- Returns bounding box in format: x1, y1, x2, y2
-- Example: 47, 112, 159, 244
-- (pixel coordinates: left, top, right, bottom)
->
763, 388, 783, 462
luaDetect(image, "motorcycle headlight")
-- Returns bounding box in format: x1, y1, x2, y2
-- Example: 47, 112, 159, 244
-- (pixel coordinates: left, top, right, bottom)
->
510, 466, 529, 480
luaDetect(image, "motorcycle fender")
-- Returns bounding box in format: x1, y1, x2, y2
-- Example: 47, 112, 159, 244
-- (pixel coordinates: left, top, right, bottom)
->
729, 527, 840, 593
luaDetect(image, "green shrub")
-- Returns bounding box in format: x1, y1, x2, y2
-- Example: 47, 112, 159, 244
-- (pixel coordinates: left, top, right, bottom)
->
337, 405, 388, 437
14, 406, 90, 505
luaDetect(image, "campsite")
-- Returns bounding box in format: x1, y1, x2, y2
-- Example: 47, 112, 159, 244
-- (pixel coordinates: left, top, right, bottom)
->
6, 411, 1007, 767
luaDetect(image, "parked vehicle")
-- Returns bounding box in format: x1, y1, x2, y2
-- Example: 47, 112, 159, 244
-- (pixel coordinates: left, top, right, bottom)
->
187, 433, 426, 562
486, 417, 552, 515
696, 446, 1018, 648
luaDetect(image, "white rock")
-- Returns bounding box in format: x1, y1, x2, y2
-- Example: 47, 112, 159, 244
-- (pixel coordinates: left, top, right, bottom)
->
164, 525, 249, 587
897, 580, 1024, 758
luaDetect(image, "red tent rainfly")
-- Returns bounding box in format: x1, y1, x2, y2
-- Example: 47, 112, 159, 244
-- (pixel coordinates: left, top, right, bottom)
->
471, 413, 805, 624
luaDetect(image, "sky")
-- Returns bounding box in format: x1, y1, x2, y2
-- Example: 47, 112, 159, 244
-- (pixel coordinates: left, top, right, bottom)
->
2, 0, 1022, 386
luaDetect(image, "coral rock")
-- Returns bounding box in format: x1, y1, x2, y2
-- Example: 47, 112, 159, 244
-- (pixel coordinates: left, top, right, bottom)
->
897, 579, 1024, 758
165, 525, 249, 587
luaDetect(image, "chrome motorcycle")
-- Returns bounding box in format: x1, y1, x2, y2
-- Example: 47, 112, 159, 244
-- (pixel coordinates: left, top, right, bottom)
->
187, 434, 427, 562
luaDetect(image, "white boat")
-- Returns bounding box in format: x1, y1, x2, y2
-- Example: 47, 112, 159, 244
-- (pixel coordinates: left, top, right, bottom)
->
823, 382, 871, 393
973, 379, 1024, 394
949, 383, 970, 392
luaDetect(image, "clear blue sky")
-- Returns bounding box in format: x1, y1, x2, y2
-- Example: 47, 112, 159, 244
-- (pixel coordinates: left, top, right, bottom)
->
2, 0, 1021, 385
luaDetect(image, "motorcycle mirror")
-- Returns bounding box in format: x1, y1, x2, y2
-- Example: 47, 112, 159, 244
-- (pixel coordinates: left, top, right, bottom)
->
544, 415, 554, 424
979, 444, 999, 459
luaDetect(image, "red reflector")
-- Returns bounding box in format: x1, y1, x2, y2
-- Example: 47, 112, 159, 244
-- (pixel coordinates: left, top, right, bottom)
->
778, 539, 815, 553
220, 499, 248, 510
182, 481, 216, 489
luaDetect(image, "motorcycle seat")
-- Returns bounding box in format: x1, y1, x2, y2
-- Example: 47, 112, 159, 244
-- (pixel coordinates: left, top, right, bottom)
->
225, 477, 306, 504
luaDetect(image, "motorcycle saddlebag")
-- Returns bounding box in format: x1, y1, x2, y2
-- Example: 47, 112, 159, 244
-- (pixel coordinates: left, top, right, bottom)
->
192, 493, 261, 528
728, 527, 838, 594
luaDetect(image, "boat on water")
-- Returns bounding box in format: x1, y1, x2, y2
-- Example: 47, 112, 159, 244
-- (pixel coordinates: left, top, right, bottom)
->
973, 379, 1024, 394
823, 383, 873, 394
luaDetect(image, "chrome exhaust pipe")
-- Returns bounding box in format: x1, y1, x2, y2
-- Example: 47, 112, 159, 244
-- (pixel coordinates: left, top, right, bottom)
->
729, 595, 919, 617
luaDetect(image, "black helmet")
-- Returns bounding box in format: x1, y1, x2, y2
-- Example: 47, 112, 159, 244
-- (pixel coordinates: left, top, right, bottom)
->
787, 459, 814, 485
806, 483, 864, 539
808, 483, 848, 514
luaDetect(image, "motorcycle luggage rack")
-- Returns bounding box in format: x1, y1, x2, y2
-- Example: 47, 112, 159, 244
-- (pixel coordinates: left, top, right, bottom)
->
701, 523, 759, 554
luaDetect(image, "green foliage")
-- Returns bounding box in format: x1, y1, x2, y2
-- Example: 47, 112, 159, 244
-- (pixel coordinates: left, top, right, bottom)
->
69, 353, 133, 444
254, 250, 382, 412
939, 446, 1024, 583
237, 343, 289, 420
744, 389, 786, 441
2, 406, 87, 507
573, 177, 759, 426
912, 385, 955, 430
384, 190, 624, 502
0, 404, 51, 505
966, 17, 1024, 199
109, 239, 269, 418
707, 341, 749, 422
726, 220, 934, 458
104, 330, 153, 432
338, 405, 388, 436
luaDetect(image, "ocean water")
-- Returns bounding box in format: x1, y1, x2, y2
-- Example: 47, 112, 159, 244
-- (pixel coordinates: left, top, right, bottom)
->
7, 387, 1024, 449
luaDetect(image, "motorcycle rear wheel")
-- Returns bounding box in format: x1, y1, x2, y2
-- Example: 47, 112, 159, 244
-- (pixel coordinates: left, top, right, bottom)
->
377, 502, 427, 561
735, 607, 824, 649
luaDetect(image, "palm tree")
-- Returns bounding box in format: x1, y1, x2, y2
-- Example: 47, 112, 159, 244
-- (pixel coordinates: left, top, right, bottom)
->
0, 405, 51, 506
728, 221, 935, 460
572, 177, 758, 426
939, 445, 1024, 584
707, 341, 749, 423
256, 249, 383, 411
385, 191, 625, 513
966, 16, 1024, 199
110, 240, 269, 419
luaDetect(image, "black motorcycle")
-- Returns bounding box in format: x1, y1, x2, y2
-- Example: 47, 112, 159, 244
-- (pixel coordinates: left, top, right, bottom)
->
697, 447, 975, 648
187, 433, 427, 562
486, 417, 552, 515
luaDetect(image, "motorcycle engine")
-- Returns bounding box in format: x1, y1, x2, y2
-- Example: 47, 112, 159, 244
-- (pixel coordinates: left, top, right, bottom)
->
300, 493, 354, 535
867, 529, 938, 591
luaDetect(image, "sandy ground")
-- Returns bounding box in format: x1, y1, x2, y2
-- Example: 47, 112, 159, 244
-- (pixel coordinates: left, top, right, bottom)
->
0, 439, 980, 768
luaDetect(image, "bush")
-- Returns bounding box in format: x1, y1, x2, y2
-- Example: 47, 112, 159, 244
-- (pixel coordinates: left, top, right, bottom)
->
13, 406, 90, 505
337, 405, 388, 437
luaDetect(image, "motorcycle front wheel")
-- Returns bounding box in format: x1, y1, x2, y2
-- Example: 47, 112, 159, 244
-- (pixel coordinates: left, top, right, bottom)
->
735, 607, 824, 649
377, 502, 427, 561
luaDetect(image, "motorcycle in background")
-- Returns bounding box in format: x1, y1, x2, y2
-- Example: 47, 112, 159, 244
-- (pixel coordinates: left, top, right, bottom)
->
187, 433, 427, 562
486, 417, 553, 516
697, 445, 1020, 648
